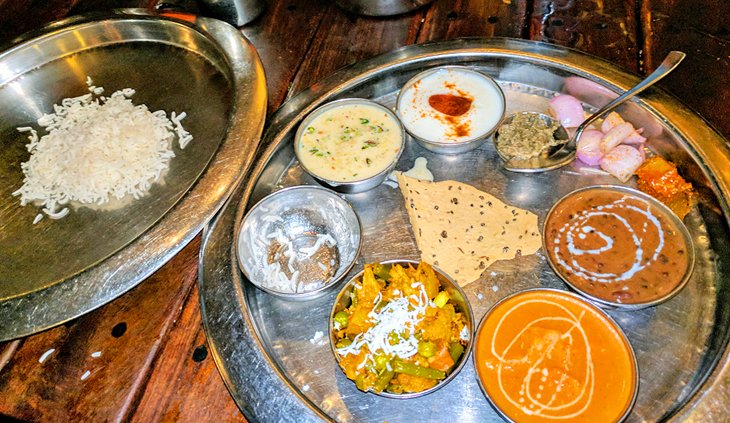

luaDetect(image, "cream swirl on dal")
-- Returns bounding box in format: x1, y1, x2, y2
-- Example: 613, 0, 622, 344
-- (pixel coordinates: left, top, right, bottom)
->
554, 196, 665, 284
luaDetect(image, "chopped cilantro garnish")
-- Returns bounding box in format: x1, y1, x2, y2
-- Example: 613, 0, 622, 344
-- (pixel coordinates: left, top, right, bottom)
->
360, 118, 369, 124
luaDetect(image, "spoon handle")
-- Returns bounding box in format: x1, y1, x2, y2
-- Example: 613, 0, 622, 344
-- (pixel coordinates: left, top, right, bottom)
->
575, 50, 686, 137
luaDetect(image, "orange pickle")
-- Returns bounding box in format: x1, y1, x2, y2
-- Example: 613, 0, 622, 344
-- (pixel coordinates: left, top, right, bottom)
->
474, 289, 637, 422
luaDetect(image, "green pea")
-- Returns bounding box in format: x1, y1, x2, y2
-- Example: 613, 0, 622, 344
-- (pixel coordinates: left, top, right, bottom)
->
388, 331, 400, 346
374, 354, 390, 370
355, 373, 368, 391
372, 263, 391, 280
334, 311, 348, 328
306, 126, 315, 134
360, 118, 369, 124
418, 341, 436, 358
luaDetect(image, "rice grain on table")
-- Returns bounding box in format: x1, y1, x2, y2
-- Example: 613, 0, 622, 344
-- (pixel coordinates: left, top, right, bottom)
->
12, 78, 192, 223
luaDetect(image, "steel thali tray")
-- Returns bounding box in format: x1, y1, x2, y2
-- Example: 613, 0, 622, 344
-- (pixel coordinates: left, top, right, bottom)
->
199, 38, 730, 421
0, 10, 266, 340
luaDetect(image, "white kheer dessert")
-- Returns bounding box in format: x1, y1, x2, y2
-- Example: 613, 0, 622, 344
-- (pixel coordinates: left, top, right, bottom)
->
397, 67, 504, 143
296, 101, 403, 183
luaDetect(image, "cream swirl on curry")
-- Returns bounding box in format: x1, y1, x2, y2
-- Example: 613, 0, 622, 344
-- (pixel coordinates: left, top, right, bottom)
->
474, 290, 637, 422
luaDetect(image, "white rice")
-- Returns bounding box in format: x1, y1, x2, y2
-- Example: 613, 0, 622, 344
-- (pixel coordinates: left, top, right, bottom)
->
13, 77, 192, 223
38, 348, 55, 364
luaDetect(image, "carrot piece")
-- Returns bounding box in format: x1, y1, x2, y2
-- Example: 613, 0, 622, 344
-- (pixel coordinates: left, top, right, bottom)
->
428, 344, 455, 372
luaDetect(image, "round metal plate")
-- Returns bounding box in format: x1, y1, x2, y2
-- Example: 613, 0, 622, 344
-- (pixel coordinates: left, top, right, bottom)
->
200, 39, 730, 422
0, 9, 266, 340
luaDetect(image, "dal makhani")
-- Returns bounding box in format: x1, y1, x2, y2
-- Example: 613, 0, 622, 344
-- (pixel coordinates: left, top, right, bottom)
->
544, 186, 693, 306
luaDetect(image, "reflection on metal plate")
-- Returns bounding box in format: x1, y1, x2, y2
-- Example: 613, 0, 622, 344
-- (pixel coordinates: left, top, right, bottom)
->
200, 39, 730, 422
0, 10, 267, 340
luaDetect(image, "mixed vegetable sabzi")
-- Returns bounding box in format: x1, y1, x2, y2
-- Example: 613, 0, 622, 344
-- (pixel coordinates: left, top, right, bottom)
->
332, 262, 469, 394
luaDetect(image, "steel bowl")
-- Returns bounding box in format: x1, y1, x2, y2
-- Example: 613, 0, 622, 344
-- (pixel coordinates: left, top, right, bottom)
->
236, 185, 362, 301
473, 288, 639, 422
329, 259, 474, 399
493, 111, 573, 173
543, 185, 696, 310
294, 98, 405, 194
396, 66, 506, 155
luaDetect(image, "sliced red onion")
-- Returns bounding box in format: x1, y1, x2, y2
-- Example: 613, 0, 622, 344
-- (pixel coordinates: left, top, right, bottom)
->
623, 128, 647, 144
599, 145, 645, 183
632, 143, 647, 161
575, 129, 604, 166
563, 76, 618, 98
600, 122, 634, 153
548, 94, 585, 128
600, 112, 625, 133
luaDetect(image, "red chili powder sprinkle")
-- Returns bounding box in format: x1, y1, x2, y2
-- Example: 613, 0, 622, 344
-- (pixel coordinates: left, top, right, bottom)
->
428, 94, 473, 116
445, 115, 471, 137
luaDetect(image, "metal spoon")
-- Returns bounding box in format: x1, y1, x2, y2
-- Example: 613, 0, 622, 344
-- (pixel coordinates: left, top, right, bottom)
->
495, 50, 686, 173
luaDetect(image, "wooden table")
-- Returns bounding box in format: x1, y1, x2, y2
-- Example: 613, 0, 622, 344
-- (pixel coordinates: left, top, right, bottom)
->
0, 0, 727, 421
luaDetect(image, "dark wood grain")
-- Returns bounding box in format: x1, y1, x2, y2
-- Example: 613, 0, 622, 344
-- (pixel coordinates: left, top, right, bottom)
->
0, 237, 200, 421
288, 3, 424, 93
0, 0, 727, 421
240, 0, 331, 114
130, 284, 244, 423
530, 0, 640, 73
0, 0, 81, 42
641, 0, 730, 136
419, 0, 529, 42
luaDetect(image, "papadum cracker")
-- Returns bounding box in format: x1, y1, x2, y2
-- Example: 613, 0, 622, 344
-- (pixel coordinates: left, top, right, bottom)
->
397, 173, 541, 286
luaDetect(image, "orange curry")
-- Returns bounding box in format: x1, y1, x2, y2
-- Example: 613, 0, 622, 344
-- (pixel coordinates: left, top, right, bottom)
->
474, 290, 637, 422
